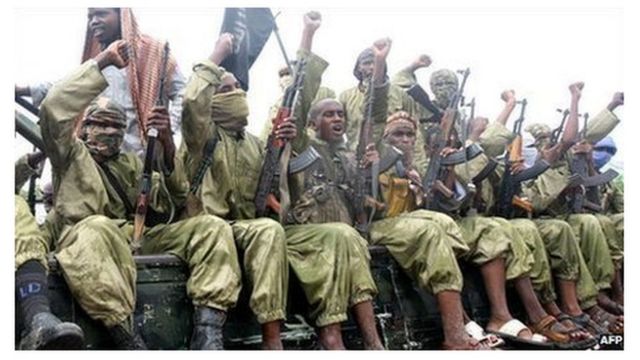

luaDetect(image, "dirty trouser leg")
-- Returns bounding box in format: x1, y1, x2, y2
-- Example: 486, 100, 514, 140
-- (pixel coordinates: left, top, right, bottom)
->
566, 214, 615, 291
15, 195, 50, 271
404, 209, 470, 258
369, 216, 463, 294
456, 215, 517, 275
230, 218, 288, 324
510, 219, 556, 304
54, 215, 135, 327
490, 217, 534, 281
610, 213, 624, 253
534, 218, 597, 309
594, 213, 623, 268
284, 223, 377, 327
141, 214, 242, 312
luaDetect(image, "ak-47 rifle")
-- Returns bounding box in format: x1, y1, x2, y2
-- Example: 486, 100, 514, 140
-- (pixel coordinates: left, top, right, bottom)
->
254, 58, 306, 218
131, 42, 170, 253
550, 108, 570, 146
496, 99, 551, 218
422, 68, 470, 211
569, 112, 591, 213
460, 97, 477, 194
352, 77, 380, 234
568, 113, 616, 213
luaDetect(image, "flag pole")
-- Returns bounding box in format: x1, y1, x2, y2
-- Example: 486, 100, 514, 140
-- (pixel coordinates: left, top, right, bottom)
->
272, 11, 294, 75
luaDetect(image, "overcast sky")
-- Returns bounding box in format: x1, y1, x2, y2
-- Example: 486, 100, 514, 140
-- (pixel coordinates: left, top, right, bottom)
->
13, 3, 624, 195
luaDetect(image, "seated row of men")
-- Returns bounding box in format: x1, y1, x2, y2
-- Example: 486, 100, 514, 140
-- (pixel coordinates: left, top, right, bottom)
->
14, 9, 623, 350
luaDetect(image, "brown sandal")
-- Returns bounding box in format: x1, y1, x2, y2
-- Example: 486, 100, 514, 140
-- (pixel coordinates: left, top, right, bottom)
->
530, 316, 570, 343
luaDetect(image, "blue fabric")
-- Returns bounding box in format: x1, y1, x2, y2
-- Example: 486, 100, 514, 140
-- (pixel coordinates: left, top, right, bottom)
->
593, 136, 617, 169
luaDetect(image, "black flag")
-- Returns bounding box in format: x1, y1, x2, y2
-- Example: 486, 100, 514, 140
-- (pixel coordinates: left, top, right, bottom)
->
220, 8, 274, 91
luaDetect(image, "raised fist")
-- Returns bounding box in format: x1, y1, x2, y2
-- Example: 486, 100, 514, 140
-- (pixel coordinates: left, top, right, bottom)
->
500, 89, 516, 103
609, 92, 624, 109
372, 37, 392, 60
411, 54, 432, 69
569, 82, 585, 99
216, 33, 235, 57
303, 11, 322, 32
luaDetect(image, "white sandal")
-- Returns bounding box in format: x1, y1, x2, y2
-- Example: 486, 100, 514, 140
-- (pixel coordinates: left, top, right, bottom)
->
464, 321, 505, 349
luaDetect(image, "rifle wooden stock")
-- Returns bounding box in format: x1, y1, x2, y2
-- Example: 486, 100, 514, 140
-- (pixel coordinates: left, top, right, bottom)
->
496, 98, 544, 218
508, 135, 524, 164
255, 59, 306, 218
131, 128, 158, 254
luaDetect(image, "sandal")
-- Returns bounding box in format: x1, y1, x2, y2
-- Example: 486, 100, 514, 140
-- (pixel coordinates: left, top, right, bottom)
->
569, 313, 606, 338
464, 321, 504, 349
587, 306, 624, 335
535, 315, 597, 350
530, 316, 570, 343
487, 319, 552, 350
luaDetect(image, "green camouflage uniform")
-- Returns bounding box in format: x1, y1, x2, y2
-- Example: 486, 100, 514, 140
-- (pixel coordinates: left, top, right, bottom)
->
286, 134, 379, 326
604, 174, 624, 257
522, 109, 621, 305
15, 155, 40, 194
470, 121, 598, 307
260, 85, 336, 142
278, 50, 380, 326
285, 135, 379, 326
360, 101, 464, 295
589, 109, 624, 266
180, 57, 295, 324
16, 60, 242, 328
343, 66, 524, 289
15, 195, 50, 271
450, 123, 533, 281
340, 75, 429, 172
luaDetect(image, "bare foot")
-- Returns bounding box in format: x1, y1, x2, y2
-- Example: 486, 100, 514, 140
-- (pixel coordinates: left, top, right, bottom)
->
442, 334, 485, 350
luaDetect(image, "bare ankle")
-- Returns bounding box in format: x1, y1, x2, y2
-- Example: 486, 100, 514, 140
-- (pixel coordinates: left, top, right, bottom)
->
318, 324, 345, 350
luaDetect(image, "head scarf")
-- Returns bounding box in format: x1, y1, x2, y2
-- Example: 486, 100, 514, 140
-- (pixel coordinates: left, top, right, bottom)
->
383, 111, 417, 138
81, 8, 177, 141
525, 123, 552, 149
384, 111, 417, 165
352, 47, 387, 82
429, 69, 458, 108
80, 97, 126, 160
210, 88, 250, 132
593, 136, 617, 170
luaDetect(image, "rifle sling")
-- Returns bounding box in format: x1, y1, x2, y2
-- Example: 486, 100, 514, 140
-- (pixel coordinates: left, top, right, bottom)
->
472, 158, 498, 184
98, 162, 135, 217
190, 136, 219, 194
